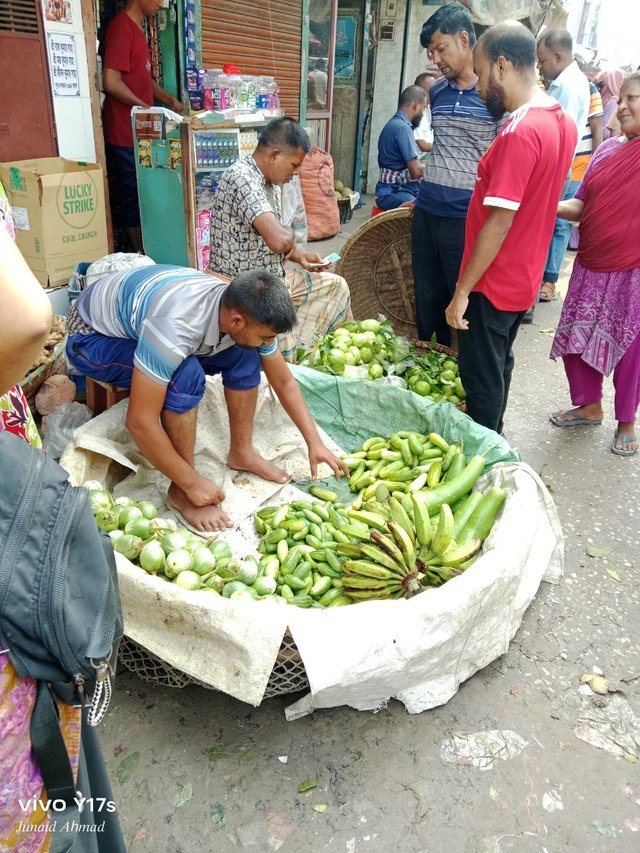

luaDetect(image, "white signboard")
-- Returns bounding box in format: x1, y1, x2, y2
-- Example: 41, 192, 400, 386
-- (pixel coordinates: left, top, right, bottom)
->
47, 32, 80, 97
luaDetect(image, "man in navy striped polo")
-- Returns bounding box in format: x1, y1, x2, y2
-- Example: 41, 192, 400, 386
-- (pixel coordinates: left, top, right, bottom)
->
412, 3, 499, 347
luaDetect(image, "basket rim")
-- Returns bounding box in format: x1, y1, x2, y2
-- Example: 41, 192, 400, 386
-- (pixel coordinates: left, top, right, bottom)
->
19, 339, 66, 394
335, 207, 411, 279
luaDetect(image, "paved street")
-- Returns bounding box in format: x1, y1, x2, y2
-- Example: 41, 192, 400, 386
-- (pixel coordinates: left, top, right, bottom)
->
102, 202, 640, 853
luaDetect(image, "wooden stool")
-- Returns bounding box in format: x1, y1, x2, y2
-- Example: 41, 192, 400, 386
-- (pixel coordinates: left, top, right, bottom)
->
86, 378, 130, 416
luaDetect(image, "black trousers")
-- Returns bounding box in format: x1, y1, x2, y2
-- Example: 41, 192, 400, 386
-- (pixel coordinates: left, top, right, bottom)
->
457, 292, 526, 434
411, 207, 466, 347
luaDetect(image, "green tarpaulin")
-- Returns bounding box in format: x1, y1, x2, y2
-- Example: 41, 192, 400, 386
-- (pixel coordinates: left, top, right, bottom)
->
293, 364, 519, 466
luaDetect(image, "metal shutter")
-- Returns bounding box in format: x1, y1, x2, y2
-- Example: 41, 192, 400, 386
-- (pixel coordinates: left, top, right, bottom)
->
0, 0, 39, 33
201, 0, 302, 120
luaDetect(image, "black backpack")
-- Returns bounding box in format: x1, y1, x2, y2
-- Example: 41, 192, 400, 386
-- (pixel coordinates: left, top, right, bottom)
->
0, 430, 124, 851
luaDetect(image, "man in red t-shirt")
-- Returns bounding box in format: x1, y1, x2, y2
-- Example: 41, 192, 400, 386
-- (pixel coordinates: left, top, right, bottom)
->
445, 21, 577, 433
103, 0, 183, 251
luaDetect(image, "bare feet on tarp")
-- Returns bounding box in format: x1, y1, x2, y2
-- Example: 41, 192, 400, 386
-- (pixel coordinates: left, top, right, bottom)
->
167, 482, 233, 532
227, 449, 290, 484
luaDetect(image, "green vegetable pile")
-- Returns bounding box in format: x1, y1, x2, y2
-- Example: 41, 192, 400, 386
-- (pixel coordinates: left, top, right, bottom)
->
82, 427, 506, 607
299, 320, 466, 404
82, 481, 244, 596
252, 430, 506, 605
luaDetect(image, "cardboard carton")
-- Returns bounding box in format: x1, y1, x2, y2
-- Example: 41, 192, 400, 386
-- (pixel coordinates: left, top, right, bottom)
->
0, 157, 108, 288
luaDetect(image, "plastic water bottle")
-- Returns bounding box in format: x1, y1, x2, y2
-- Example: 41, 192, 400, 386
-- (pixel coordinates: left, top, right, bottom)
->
255, 77, 268, 110
212, 72, 229, 111
265, 76, 280, 110
240, 75, 256, 111
227, 75, 242, 109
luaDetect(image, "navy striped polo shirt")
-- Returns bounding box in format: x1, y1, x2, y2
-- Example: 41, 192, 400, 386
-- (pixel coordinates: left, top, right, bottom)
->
416, 76, 499, 218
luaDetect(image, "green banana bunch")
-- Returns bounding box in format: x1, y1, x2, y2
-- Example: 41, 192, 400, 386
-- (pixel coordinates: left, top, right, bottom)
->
253, 436, 504, 605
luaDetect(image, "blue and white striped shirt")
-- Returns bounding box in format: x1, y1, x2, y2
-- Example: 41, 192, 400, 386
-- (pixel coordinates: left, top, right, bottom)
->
76, 265, 278, 385
416, 77, 499, 218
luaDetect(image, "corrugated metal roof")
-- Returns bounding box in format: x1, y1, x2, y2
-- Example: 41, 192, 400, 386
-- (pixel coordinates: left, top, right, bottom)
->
201, 0, 303, 119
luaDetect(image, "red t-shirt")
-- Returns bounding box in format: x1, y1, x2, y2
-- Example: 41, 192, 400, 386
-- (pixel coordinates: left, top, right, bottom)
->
102, 11, 154, 148
460, 101, 577, 312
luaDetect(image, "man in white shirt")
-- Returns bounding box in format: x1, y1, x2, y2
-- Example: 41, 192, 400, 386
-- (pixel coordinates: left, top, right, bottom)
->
414, 72, 437, 153
532, 29, 590, 310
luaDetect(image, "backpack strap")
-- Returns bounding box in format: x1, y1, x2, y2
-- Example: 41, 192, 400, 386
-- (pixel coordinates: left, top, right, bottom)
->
30, 681, 80, 853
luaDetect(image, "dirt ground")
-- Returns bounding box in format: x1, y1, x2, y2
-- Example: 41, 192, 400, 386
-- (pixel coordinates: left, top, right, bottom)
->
100, 204, 640, 853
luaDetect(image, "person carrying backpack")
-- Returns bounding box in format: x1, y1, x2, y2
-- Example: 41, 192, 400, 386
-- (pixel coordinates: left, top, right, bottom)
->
0, 226, 125, 852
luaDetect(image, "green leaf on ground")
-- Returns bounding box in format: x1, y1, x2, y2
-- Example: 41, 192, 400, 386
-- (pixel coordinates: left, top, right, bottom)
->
298, 779, 317, 793
606, 568, 621, 582
350, 750, 363, 761
115, 752, 140, 784
313, 804, 328, 813
489, 787, 499, 801
586, 545, 609, 558
174, 784, 192, 808
202, 746, 231, 760
210, 803, 226, 829
240, 750, 254, 762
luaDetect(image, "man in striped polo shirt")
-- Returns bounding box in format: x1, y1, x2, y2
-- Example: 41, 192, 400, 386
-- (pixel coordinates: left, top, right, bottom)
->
66, 264, 346, 532
412, 3, 499, 347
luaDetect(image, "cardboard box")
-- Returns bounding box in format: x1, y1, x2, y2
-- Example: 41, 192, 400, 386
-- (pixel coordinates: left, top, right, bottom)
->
0, 157, 108, 288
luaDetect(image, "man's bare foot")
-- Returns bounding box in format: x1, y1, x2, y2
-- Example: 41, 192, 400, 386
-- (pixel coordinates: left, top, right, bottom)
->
227, 449, 289, 484
168, 483, 233, 532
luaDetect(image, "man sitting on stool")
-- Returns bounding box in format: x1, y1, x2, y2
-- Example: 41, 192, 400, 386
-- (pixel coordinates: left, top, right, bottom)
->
375, 86, 427, 211
66, 264, 347, 532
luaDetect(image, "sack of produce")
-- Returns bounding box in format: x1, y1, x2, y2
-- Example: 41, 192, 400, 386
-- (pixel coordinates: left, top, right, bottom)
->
299, 146, 340, 241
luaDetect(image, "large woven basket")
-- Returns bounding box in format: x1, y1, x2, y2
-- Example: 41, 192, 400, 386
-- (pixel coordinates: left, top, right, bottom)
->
336, 208, 417, 338
118, 632, 309, 699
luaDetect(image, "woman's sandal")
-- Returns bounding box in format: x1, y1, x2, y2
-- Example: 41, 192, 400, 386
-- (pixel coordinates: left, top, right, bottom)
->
611, 431, 639, 457
539, 282, 556, 302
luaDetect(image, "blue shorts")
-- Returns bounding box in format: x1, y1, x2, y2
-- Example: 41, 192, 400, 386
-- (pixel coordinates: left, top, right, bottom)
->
105, 144, 140, 228
67, 333, 261, 414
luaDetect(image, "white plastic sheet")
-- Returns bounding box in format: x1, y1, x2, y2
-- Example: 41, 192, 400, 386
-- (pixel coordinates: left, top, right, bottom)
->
60, 379, 564, 714
284, 463, 563, 718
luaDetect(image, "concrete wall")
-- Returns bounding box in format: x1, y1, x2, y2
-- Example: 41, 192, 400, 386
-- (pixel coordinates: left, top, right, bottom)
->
365, 1, 439, 194
402, 3, 437, 89
331, 85, 361, 188
43, 0, 96, 162
365, 0, 407, 194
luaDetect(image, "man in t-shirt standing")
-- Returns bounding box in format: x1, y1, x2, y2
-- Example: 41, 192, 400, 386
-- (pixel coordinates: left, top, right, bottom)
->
533, 29, 590, 307
412, 3, 499, 347
445, 21, 577, 434
413, 72, 437, 154
102, 0, 183, 252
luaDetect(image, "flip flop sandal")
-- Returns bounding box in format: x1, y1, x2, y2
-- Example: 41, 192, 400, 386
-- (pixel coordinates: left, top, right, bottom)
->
539, 282, 556, 302
550, 410, 603, 427
611, 432, 638, 457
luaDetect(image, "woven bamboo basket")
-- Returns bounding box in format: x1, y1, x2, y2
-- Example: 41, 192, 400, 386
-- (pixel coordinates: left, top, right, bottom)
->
336, 207, 417, 338
19, 340, 67, 406
118, 632, 309, 699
